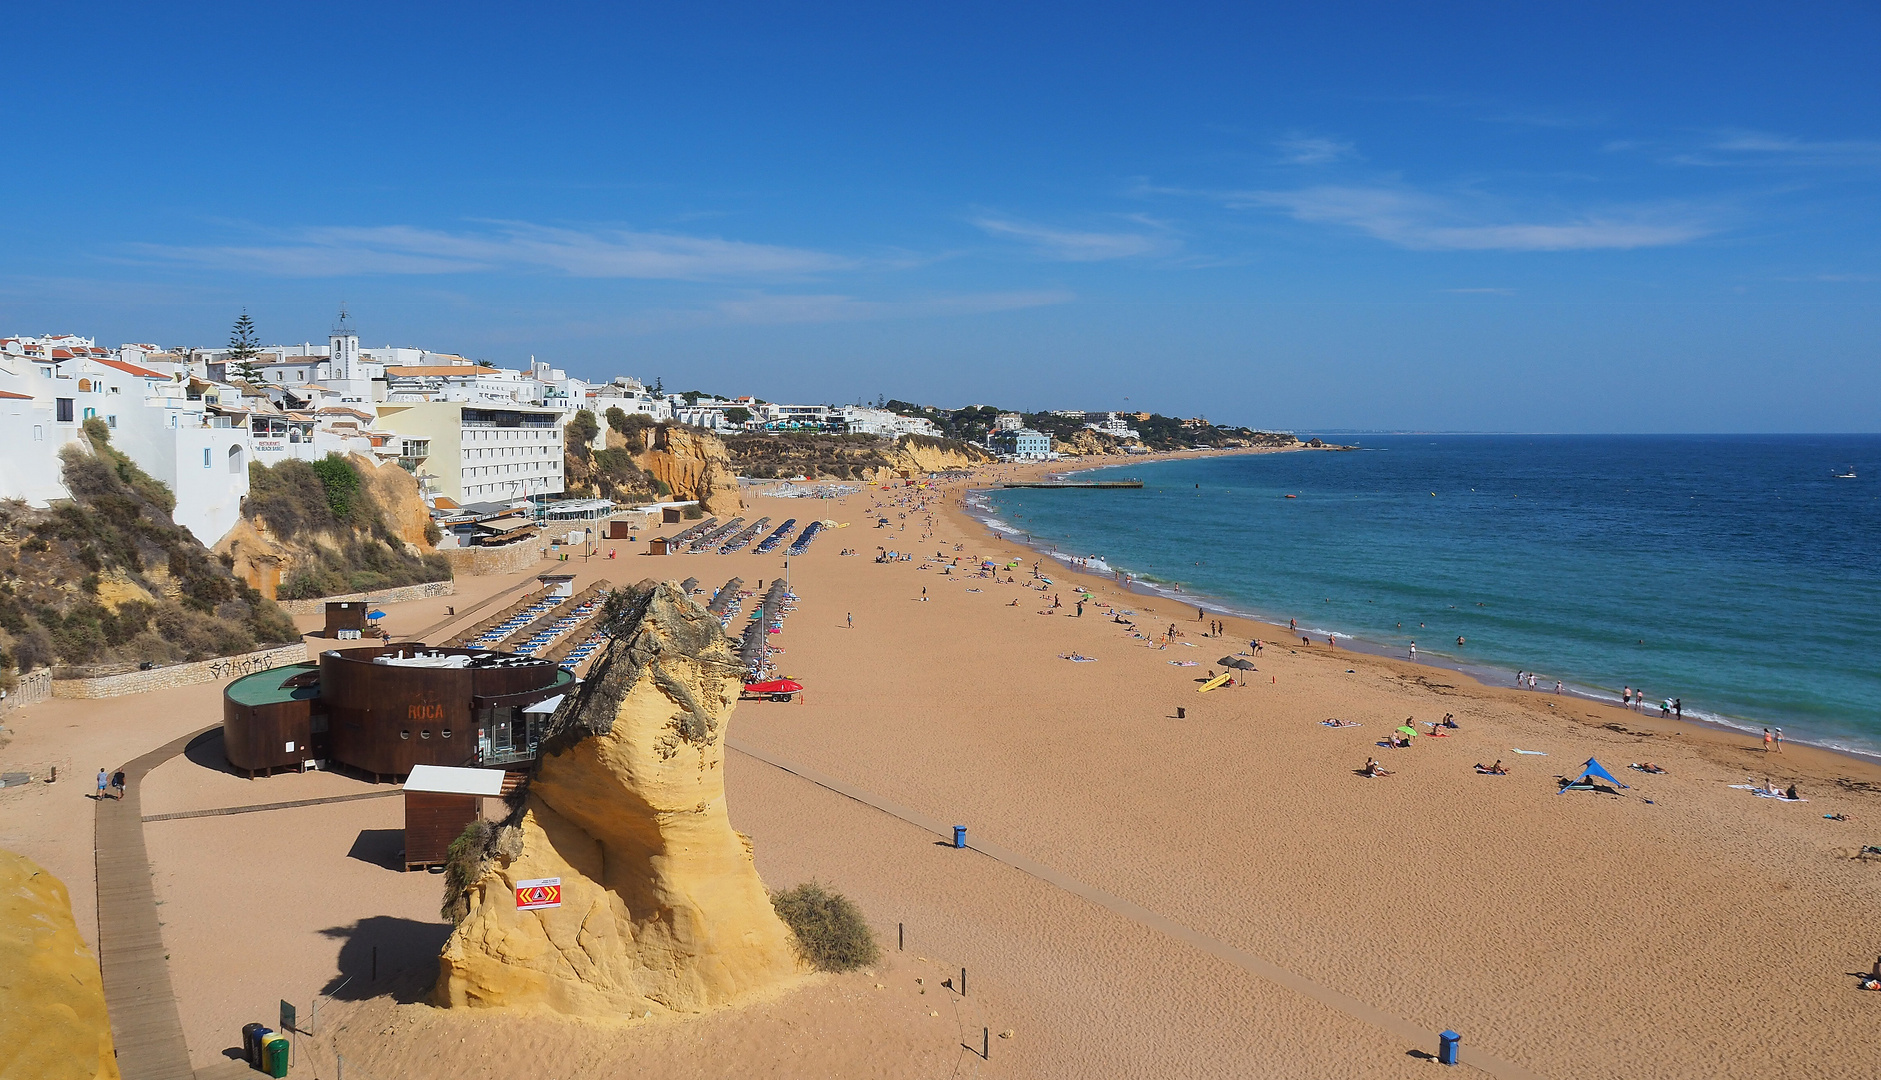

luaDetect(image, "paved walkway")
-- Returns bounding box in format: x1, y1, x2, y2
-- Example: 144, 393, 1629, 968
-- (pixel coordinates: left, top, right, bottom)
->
143, 788, 401, 823
97, 725, 216, 1080
727, 738, 1548, 1080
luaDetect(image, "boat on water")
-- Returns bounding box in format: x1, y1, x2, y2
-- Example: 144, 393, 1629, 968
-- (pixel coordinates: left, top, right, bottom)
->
1834, 468, 1858, 479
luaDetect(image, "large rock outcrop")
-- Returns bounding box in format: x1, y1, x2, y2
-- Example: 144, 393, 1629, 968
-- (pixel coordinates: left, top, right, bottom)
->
222, 454, 446, 600
0, 851, 120, 1080
435, 581, 801, 1015
602, 426, 743, 516
876, 434, 993, 478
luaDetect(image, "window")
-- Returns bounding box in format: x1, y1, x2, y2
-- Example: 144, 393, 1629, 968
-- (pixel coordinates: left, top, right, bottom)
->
32, 425, 43, 441
203, 448, 212, 468
107, 415, 117, 428
228, 444, 244, 474
78, 379, 92, 392
83, 407, 96, 420
56, 398, 73, 422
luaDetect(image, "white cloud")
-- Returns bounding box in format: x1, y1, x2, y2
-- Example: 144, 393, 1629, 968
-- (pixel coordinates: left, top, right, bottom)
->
127, 222, 857, 279
1625, 130, 1881, 169
970, 216, 1174, 261
1274, 135, 1357, 165
714, 289, 1075, 325
1233, 186, 1711, 251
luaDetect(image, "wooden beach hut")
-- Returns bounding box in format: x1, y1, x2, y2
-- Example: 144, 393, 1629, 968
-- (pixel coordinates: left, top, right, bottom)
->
402, 764, 505, 871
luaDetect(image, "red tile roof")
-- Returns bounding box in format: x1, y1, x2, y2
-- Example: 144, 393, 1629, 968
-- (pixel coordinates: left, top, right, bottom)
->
97, 358, 166, 379
0, 390, 34, 400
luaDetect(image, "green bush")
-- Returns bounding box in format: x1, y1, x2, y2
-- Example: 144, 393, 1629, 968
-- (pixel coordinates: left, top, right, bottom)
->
681, 502, 704, 519
441, 820, 494, 922
566, 409, 599, 459
771, 881, 878, 972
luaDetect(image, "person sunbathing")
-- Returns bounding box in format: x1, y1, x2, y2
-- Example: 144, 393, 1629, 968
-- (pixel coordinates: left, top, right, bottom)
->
1363, 758, 1392, 777
1630, 762, 1667, 774
1475, 761, 1508, 775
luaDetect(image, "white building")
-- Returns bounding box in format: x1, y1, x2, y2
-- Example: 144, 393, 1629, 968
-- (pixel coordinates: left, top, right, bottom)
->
841, 406, 942, 438
991, 428, 1052, 460
373, 401, 565, 504
992, 412, 1025, 432
0, 335, 252, 544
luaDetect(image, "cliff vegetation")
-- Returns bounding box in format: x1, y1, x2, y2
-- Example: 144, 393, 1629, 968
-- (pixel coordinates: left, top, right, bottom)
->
0, 421, 298, 676
225, 454, 450, 600
562, 409, 743, 515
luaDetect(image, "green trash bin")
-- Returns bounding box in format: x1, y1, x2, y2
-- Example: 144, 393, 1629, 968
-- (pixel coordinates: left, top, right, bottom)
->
262, 1033, 289, 1078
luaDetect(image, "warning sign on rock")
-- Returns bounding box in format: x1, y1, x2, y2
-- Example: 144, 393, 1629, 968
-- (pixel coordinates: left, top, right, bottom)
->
514, 877, 562, 910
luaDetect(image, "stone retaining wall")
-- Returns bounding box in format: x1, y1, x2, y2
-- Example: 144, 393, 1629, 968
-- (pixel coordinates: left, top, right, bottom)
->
1, 668, 52, 713
49, 643, 311, 700
275, 579, 456, 616
441, 542, 546, 577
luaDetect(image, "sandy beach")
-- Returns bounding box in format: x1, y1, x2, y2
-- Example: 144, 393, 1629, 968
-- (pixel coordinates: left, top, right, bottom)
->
7, 453, 1881, 1078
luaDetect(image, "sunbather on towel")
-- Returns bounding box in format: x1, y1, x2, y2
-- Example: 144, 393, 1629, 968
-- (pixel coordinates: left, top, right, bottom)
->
1475, 760, 1508, 775
1629, 763, 1667, 774
1363, 758, 1392, 777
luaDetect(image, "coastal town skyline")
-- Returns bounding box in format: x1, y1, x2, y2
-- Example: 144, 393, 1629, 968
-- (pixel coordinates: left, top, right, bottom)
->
3, 4, 1877, 433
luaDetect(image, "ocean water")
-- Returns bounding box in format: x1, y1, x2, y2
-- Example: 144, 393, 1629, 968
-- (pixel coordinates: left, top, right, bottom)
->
975, 435, 1881, 756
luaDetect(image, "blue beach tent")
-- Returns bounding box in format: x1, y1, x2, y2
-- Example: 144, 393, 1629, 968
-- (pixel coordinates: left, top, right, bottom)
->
1558, 757, 1629, 793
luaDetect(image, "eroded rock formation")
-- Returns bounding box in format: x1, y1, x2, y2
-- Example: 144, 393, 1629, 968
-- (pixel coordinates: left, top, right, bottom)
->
0, 851, 120, 1080
877, 434, 994, 477
435, 581, 801, 1015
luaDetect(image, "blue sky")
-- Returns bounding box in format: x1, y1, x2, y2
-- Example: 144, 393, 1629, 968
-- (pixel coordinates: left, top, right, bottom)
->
3, 2, 1877, 431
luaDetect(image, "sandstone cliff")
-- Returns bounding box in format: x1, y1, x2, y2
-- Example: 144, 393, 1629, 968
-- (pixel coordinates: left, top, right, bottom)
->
0, 851, 121, 1080
1051, 428, 1124, 456
875, 434, 994, 478
223, 454, 449, 600
601, 425, 743, 516
724, 432, 991, 483
435, 581, 801, 1015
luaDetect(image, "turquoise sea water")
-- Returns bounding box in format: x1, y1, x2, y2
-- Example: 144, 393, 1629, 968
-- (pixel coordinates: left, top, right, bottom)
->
974, 436, 1881, 756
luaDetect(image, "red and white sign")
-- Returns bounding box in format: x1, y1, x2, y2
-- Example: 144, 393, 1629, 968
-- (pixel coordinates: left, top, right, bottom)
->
514, 877, 562, 910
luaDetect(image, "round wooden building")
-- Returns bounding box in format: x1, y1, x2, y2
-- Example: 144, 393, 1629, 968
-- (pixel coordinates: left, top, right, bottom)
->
222, 645, 576, 780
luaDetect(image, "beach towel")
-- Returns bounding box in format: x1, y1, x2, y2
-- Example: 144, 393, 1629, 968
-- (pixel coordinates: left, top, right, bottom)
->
1169, 661, 1199, 666
1511, 748, 1548, 755
1730, 785, 1807, 802
1058, 654, 1097, 663
1319, 720, 1359, 728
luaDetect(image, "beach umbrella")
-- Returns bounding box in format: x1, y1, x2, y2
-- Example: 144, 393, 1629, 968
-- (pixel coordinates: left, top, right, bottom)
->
1396, 726, 1417, 736
367, 610, 386, 620
1218, 657, 1257, 671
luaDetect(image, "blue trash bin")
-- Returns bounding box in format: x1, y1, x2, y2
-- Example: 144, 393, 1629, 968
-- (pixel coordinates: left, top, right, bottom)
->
1438, 1030, 1461, 1066
952, 825, 967, 848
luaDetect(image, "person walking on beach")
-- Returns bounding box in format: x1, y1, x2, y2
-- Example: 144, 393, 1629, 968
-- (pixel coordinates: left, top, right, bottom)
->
1554, 680, 1563, 694
1674, 698, 1682, 719
96, 768, 109, 801
1775, 728, 1784, 752
1764, 728, 1774, 752
1622, 686, 1631, 709
1408, 641, 1416, 660
846, 613, 853, 628
111, 770, 125, 800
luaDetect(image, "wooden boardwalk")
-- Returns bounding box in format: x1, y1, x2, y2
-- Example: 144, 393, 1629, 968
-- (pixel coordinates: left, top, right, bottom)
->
96, 725, 218, 1080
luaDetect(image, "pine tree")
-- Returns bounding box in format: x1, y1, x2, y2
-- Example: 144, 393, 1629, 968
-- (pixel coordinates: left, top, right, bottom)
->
227, 310, 262, 382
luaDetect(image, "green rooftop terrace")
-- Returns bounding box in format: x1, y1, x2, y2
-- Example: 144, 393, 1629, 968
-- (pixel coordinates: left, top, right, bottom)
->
225, 662, 321, 707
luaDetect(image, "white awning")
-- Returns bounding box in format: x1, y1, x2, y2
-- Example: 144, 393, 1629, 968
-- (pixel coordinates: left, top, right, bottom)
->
404, 764, 505, 796
477, 517, 538, 533
522, 694, 564, 716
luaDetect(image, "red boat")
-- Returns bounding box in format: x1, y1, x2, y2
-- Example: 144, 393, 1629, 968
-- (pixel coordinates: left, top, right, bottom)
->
741, 679, 803, 702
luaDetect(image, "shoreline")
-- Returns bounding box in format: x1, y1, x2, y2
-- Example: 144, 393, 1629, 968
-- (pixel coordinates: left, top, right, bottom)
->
952, 452, 1881, 782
